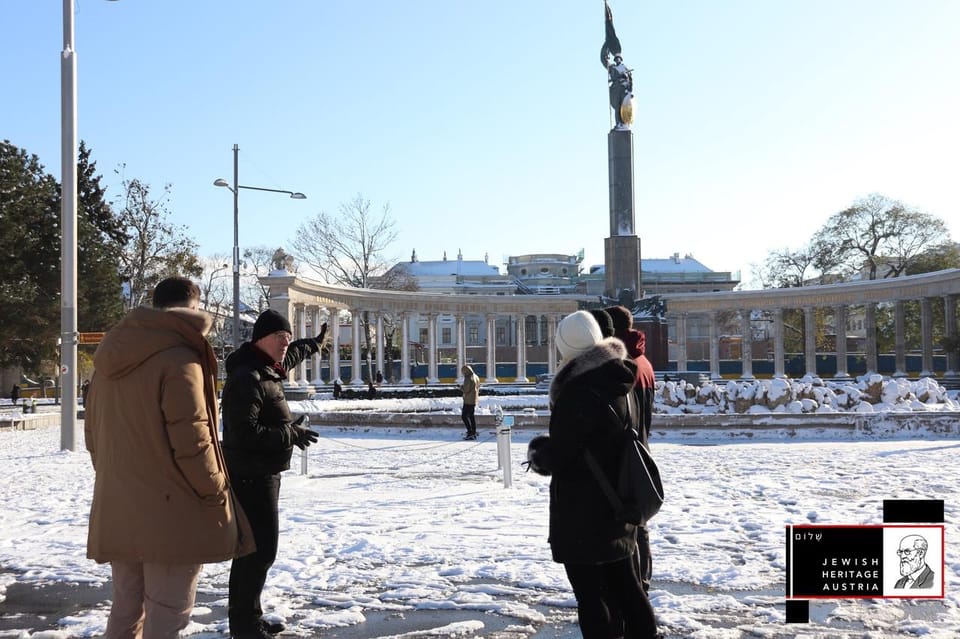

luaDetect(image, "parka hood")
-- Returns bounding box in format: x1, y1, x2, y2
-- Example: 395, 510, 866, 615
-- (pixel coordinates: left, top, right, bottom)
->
93, 307, 213, 380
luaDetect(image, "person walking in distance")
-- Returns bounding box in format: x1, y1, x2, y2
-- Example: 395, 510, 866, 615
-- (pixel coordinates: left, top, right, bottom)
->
221, 310, 326, 639
460, 364, 480, 440
85, 276, 254, 639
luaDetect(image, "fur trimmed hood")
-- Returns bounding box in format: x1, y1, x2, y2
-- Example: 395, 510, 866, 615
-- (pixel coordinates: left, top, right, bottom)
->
549, 337, 631, 406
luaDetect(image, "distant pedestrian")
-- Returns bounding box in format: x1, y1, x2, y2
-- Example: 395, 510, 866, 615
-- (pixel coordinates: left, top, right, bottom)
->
333, 380, 342, 399
367, 380, 377, 399
80, 379, 90, 405
85, 276, 254, 639
375, 371, 383, 385
9, 384, 19, 403
459, 365, 480, 440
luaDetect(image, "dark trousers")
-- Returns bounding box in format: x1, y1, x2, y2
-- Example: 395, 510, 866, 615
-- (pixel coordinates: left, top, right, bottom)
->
229, 475, 281, 633
564, 555, 657, 639
461, 403, 477, 435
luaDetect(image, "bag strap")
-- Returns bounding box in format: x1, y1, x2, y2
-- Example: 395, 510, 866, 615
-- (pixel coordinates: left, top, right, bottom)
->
583, 449, 625, 514
581, 388, 635, 516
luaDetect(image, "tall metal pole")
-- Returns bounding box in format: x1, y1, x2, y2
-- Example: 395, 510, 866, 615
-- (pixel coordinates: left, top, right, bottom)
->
60, 0, 78, 451
232, 144, 241, 348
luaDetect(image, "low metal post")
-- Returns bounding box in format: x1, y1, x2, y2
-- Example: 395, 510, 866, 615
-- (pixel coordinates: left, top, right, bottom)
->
300, 415, 310, 475
497, 414, 514, 488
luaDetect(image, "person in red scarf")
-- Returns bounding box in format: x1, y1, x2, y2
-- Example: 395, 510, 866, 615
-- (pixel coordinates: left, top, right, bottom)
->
605, 306, 656, 599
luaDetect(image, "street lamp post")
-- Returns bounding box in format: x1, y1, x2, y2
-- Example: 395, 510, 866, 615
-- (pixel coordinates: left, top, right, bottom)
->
214, 144, 306, 349
60, 0, 78, 451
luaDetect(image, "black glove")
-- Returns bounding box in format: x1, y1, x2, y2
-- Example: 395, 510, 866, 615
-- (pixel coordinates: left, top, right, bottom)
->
289, 415, 318, 449
315, 322, 328, 345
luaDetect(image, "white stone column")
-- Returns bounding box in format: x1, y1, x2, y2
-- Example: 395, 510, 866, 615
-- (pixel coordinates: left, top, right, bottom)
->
515, 314, 528, 382
330, 309, 342, 384
427, 313, 439, 384
773, 308, 785, 378
709, 311, 721, 381
485, 313, 498, 383
740, 309, 754, 380
547, 314, 558, 375
864, 303, 878, 375
456, 314, 466, 384
675, 313, 688, 373
945, 295, 958, 376
834, 305, 848, 378
350, 309, 364, 386
295, 303, 308, 384
803, 306, 816, 378
312, 306, 324, 384
399, 312, 413, 385
375, 312, 385, 382
920, 297, 934, 378
893, 300, 907, 378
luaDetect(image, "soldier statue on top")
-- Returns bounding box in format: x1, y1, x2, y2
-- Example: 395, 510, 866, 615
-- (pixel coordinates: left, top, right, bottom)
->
601, 1, 634, 130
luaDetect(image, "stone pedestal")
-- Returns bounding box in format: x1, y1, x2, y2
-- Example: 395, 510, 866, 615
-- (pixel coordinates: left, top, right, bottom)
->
605, 128, 640, 300
604, 235, 640, 301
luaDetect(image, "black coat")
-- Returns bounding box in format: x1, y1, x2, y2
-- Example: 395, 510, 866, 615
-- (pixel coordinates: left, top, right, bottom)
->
546, 338, 640, 564
221, 338, 319, 478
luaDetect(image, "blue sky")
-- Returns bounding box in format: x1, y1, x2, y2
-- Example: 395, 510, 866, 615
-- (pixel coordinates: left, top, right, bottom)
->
5, 0, 959, 288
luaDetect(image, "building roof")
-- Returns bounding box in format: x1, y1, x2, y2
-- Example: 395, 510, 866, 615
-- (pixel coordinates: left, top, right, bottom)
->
590, 255, 716, 275
399, 260, 501, 277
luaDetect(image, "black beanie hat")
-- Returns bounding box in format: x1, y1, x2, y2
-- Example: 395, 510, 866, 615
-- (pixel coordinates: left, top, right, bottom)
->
588, 309, 615, 338
604, 305, 633, 334
252, 309, 292, 343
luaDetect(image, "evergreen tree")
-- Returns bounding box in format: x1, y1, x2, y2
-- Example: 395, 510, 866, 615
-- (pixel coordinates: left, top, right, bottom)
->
0, 141, 60, 371
77, 142, 126, 331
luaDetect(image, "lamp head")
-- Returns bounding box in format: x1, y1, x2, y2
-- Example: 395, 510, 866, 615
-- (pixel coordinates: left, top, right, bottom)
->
290, 192, 307, 200
213, 178, 231, 188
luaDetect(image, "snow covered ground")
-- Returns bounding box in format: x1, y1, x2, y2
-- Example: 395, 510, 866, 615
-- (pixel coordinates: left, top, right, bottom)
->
2, 413, 960, 638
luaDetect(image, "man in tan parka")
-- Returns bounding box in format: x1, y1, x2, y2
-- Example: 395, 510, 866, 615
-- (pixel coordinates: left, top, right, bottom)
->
85, 276, 254, 639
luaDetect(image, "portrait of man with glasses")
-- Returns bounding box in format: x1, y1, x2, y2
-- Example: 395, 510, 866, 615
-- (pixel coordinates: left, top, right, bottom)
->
894, 534, 935, 589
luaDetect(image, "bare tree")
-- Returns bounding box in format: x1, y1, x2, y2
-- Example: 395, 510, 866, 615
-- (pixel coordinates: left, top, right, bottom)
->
291, 194, 397, 287
114, 171, 201, 309
291, 194, 400, 380
812, 193, 950, 280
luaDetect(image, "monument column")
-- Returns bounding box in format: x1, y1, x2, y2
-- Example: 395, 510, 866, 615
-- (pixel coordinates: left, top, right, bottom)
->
773, 308, 785, 378
375, 312, 385, 382
427, 313, 439, 384
803, 306, 816, 377
485, 314, 498, 383
920, 297, 934, 378
864, 303, 878, 375
456, 314, 466, 384
515, 314, 528, 382
399, 312, 412, 385
834, 305, 848, 378
708, 311, 721, 381
675, 313, 688, 373
330, 309, 342, 384
739, 309, 754, 380
945, 295, 958, 377
893, 300, 907, 378
350, 309, 363, 386
547, 314, 558, 375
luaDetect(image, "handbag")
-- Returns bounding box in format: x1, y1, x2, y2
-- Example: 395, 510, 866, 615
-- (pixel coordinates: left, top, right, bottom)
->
583, 390, 664, 525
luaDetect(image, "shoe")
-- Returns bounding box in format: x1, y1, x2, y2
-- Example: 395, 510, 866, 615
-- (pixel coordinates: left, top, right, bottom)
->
230, 628, 272, 639
259, 619, 285, 635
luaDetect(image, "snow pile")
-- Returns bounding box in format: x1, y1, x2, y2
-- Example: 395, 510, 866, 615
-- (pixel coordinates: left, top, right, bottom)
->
659, 374, 959, 415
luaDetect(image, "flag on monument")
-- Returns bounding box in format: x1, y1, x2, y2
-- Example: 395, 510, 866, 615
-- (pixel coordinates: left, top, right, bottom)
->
603, 0, 622, 60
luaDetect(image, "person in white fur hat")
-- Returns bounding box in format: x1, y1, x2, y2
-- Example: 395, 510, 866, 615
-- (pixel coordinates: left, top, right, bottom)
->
527, 310, 659, 638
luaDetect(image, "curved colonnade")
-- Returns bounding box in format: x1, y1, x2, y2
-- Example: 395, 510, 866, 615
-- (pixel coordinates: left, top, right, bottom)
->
262, 269, 960, 387
663, 269, 960, 381
261, 271, 578, 387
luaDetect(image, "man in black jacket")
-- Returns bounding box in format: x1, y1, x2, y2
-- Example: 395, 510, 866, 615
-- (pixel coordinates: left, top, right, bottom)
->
221, 309, 326, 639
